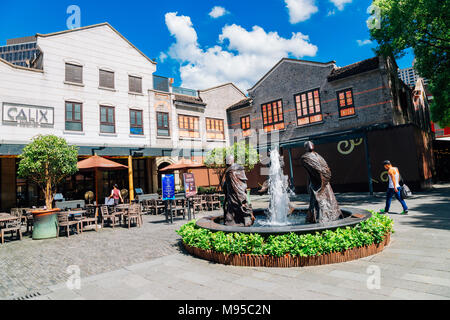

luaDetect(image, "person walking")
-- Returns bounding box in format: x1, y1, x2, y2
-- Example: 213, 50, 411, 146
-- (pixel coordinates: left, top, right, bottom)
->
108, 184, 123, 205
380, 160, 409, 215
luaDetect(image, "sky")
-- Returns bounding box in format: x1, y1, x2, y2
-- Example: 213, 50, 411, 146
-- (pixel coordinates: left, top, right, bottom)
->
0, 0, 414, 92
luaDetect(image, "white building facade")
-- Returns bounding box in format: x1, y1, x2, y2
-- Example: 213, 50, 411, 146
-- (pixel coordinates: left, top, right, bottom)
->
0, 23, 245, 210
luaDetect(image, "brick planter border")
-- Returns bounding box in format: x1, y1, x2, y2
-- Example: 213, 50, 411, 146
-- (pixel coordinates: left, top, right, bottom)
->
183, 233, 390, 268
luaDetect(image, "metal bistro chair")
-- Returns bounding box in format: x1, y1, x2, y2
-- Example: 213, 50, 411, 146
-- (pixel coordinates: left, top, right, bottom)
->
124, 204, 142, 229
1, 213, 23, 244
208, 194, 221, 211
57, 212, 81, 238
155, 199, 166, 215
200, 195, 209, 211
101, 206, 120, 229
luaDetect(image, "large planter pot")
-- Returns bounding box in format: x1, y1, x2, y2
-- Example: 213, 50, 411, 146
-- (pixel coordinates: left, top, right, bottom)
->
32, 209, 60, 240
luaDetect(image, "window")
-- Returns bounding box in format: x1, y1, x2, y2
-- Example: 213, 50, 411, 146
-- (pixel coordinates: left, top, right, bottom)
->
99, 70, 115, 89
241, 115, 251, 137
65, 102, 82, 131
295, 89, 323, 126
65, 63, 83, 84
337, 89, 356, 118
178, 115, 199, 138
100, 106, 115, 133
157, 112, 170, 137
130, 109, 144, 135
129, 75, 142, 94
261, 100, 285, 133
206, 118, 225, 140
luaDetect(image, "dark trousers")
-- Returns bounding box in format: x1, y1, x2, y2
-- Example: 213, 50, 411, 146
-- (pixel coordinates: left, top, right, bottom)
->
385, 188, 408, 212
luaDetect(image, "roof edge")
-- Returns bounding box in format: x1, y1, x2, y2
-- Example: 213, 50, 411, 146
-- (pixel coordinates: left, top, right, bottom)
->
0, 57, 44, 73
248, 58, 336, 92
36, 22, 157, 65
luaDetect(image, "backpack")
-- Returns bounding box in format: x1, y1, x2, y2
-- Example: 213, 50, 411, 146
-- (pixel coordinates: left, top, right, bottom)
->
399, 173, 413, 199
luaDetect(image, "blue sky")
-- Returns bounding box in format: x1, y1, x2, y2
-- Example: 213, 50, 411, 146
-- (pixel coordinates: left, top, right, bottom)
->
0, 0, 414, 91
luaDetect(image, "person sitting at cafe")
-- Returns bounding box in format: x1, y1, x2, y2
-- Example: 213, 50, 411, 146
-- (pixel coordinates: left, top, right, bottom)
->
108, 184, 123, 205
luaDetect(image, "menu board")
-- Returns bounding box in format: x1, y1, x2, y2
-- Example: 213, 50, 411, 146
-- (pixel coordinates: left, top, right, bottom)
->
162, 174, 176, 201
183, 173, 197, 198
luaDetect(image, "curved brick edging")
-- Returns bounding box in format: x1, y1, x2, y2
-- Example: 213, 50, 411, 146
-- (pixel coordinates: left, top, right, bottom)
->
183, 233, 390, 268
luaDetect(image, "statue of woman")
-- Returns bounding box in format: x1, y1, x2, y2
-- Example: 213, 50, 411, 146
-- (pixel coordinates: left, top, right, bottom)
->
222, 155, 255, 227
301, 141, 343, 223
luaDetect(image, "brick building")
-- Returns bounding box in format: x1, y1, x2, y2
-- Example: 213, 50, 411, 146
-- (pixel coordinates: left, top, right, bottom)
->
227, 56, 434, 193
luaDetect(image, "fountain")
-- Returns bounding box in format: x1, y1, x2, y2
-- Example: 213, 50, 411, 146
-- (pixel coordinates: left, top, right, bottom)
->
197, 142, 372, 235
184, 142, 393, 268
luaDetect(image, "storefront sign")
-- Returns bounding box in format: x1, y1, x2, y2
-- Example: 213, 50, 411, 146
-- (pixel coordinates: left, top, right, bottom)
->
183, 173, 197, 198
162, 174, 175, 201
2, 103, 54, 127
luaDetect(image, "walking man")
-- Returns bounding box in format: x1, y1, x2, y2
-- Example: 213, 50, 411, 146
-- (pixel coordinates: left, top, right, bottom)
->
380, 160, 409, 215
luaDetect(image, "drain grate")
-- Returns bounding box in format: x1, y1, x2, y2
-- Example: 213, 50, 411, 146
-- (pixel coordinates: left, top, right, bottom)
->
13, 291, 42, 300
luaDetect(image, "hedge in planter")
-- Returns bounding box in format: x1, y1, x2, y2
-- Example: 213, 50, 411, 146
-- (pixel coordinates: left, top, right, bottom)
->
177, 212, 394, 266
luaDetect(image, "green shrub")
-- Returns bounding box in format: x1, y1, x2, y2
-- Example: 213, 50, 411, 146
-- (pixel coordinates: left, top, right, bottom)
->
176, 211, 394, 258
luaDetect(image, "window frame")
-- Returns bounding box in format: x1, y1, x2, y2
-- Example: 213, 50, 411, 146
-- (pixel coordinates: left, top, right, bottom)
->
99, 69, 115, 89
178, 114, 200, 139
261, 99, 285, 133
156, 112, 170, 137
99, 105, 116, 134
129, 75, 143, 94
206, 117, 225, 140
65, 101, 83, 132
240, 115, 251, 137
65, 63, 83, 84
129, 109, 144, 135
294, 88, 323, 126
336, 88, 356, 118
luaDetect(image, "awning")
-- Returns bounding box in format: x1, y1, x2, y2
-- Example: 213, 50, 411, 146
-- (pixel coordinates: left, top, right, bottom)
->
160, 159, 205, 172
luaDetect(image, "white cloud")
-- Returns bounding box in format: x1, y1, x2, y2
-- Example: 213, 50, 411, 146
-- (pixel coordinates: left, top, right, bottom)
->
159, 52, 168, 62
209, 6, 228, 19
357, 39, 372, 46
329, 0, 352, 11
285, 0, 318, 24
164, 12, 318, 91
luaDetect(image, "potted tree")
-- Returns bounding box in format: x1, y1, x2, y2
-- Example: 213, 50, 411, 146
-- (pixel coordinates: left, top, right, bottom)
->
18, 135, 78, 240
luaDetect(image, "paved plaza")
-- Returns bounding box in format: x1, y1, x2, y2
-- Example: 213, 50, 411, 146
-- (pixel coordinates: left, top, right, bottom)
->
1, 184, 450, 300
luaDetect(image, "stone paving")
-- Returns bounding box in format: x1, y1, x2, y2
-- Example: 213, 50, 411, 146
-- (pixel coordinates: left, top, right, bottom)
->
1, 184, 450, 300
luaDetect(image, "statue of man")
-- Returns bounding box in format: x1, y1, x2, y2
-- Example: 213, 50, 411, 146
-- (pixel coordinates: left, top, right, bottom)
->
301, 141, 343, 223
222, 155, 255, 227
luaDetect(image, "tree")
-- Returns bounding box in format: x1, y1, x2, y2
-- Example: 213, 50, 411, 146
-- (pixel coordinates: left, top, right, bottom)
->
369, 0, 450, 127
18, 135, 79, 209
205, 141, 259, 188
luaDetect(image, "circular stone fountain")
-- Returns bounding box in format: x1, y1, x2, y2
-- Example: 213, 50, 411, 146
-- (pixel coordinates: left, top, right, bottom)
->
196, 207, 372, 235
184, 149, 390, 267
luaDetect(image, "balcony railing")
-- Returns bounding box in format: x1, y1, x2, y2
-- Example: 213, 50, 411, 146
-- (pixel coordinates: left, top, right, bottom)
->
173, 86, 198, 97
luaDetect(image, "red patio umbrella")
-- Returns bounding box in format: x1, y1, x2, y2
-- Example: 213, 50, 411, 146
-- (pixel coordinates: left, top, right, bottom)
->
77, 155, 128, 205
159, 159, 205, 172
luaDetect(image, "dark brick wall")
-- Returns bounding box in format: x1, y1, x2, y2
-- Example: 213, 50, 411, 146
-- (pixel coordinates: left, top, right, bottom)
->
228, 58, 397, 144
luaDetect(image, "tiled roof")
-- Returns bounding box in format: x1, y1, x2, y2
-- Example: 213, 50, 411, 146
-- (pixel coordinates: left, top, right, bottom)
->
173, 94, 206, 106
227, 98, 252, 112
328, 57, 380, 82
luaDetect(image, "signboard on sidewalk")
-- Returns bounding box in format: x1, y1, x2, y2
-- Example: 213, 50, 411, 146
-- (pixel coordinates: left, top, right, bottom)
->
162, 174, 175, 201
183, 173, 197, 198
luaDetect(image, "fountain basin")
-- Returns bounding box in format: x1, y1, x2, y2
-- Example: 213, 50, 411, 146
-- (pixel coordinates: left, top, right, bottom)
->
196, 207, 372, 235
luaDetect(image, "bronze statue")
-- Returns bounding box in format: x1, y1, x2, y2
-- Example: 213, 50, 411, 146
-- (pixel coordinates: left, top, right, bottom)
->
223, 155, 255, 227
301, 141, 343, 223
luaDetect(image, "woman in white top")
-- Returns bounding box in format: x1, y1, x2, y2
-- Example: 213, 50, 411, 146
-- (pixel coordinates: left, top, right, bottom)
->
381, 160, 409, 215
